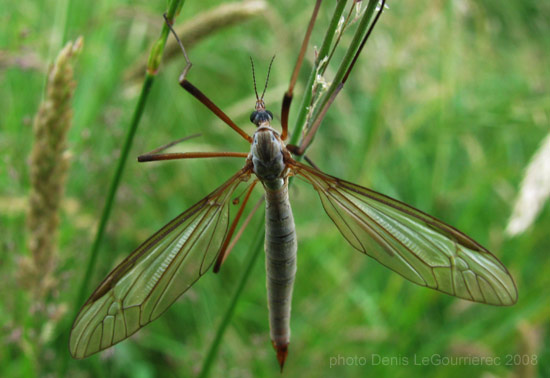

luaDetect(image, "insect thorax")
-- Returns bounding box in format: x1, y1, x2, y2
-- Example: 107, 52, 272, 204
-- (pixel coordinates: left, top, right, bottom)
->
251, 127, 286, 190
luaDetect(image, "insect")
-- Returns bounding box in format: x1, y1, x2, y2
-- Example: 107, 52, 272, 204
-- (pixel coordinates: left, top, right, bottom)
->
70, 0, 517, 370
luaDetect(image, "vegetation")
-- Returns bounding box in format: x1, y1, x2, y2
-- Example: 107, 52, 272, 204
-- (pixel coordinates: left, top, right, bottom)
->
2, 0, 549, 377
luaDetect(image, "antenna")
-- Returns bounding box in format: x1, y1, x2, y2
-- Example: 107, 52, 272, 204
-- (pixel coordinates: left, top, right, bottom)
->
250, 57, 259, 100
261, 55, 276, 100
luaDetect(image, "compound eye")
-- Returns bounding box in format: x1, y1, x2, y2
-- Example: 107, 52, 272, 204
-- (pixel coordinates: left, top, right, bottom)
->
266, 110, 273, 120
250, 111, 258, 124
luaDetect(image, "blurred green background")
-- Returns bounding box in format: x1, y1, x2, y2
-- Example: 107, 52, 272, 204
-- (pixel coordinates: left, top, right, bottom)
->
2, 0, 550, 377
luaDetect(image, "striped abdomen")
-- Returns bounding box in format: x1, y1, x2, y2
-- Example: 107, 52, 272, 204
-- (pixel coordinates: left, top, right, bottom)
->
264, 179, 297, 362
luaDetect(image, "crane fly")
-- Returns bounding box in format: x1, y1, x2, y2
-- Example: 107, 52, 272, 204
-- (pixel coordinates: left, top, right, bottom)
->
70, 0, 517, 370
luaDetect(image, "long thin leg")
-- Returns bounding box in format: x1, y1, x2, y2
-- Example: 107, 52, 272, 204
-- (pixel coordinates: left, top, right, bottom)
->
293, 0, 387, 155
137, 133, 248, 162
280, 0, 322, 141
163, 14, 252, 143
142, 133, 202, 155
138, 151, 248, 163
304, 154, 321, 171
214, 194, 264, 273
213, 180, 259, 273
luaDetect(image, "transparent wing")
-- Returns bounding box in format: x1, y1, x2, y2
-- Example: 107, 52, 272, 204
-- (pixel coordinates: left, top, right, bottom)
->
70, 168, 252, 359
292, 161, 517, 306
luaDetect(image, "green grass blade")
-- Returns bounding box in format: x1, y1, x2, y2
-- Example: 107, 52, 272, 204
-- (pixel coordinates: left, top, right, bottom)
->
72, 0, 185, 314
289, 0, 347, 147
